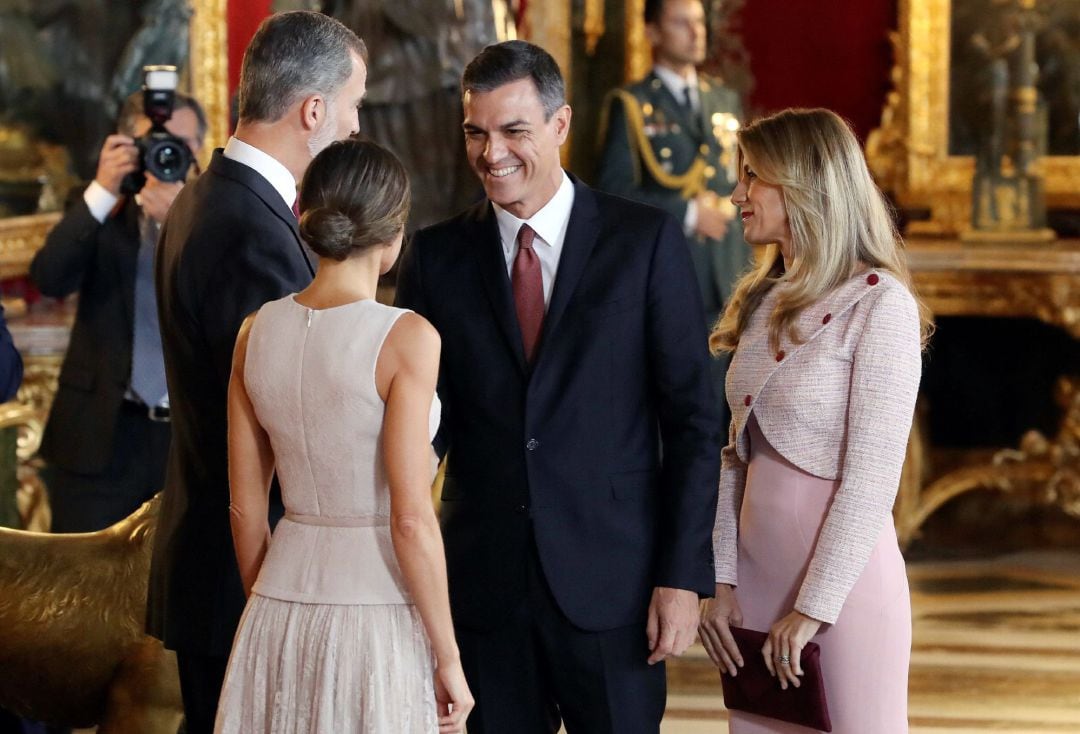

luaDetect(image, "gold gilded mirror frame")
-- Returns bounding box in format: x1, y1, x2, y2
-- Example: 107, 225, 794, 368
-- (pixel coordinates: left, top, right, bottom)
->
867, 0, 1080, 237
0, 0, 229, 279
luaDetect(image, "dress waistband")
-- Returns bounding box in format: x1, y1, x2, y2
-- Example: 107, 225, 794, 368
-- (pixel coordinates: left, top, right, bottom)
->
283, 512, 390, 528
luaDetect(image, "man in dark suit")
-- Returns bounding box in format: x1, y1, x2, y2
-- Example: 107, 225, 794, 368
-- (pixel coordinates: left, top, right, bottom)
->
30, 91, 205, 533
596, 0, 750, 428
396, 40, 722, 733
146, 12, 367, 733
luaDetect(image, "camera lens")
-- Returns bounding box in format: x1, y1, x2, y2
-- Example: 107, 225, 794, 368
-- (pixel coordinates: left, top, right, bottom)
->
145, 137, 192, 182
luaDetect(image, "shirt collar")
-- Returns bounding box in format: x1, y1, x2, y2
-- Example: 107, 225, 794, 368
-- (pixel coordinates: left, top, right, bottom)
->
653, 65, 699, 102
492, 171, 575, 249
223, 136, 297, 209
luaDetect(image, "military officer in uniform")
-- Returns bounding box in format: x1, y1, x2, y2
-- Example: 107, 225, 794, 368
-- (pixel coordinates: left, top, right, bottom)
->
596, 0, 750, 426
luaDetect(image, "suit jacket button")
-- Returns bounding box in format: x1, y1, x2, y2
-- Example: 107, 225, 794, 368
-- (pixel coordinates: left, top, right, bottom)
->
822, 313, 832, 324
775, 350, 785, 361
867, 273, 880, 285
526, 438, 539, 451
743, 395, 752, 407
515, 504, 528, 514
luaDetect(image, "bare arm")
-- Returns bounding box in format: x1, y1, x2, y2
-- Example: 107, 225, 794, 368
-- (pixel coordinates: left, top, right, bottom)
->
378, 312, 472, 730
227, 314, 275, 598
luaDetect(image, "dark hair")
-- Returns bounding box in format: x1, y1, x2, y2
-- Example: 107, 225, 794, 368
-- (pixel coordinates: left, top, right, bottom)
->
298, 139, 410, 261
461, 40, 565, 120
644, 0, 667, 25
118, 90, 208, 142
237, 11, 367, 124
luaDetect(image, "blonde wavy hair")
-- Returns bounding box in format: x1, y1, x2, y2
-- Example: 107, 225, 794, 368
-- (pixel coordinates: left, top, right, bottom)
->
709, 108, 933, 354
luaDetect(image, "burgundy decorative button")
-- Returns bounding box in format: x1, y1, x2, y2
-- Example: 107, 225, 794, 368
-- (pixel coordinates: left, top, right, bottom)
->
776, 350, 785, 362
867, 273, 880, 286
743, 395, 752, 407
822, 313, 832, 324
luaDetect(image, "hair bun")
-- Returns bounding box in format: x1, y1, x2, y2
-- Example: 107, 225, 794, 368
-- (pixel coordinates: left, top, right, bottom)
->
299, 207, 355, 260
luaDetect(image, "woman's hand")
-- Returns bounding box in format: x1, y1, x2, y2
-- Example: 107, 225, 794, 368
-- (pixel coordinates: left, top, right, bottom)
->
763, 610, 822, 690
698, 583, 745, 676
434, 659, 474, 733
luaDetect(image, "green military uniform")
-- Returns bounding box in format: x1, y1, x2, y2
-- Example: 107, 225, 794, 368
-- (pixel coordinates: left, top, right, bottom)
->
596, 70, 751, 424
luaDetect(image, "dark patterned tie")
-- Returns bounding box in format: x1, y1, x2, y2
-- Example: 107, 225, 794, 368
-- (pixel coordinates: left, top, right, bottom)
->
512, 224, 544, 363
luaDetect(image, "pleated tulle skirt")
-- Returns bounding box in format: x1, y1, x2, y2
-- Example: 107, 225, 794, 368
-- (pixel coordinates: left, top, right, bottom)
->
728, 417, 911, 734
214, 594, 437, 733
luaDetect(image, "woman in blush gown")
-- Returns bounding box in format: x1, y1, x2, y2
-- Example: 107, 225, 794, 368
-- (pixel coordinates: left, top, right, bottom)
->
214, 139, 472, 733
700, 108, 932, 733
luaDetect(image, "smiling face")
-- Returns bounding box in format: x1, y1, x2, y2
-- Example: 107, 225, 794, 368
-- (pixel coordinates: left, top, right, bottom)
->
730, 151, 793, 261
462, 77, 571, 220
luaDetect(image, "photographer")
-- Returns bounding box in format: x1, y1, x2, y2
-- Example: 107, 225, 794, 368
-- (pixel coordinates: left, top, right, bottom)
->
30, 88, 205, 533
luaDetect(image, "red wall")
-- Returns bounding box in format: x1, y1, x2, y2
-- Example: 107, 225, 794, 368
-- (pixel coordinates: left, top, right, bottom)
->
227, 0, 273, 108
736, 0, 897, 142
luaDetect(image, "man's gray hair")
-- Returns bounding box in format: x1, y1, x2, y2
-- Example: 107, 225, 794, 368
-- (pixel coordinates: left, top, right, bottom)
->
237, 11, 367, 124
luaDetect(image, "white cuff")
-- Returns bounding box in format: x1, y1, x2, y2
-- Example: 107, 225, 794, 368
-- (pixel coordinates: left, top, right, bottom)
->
84, 181, 120, 224
684, 198, 698, 235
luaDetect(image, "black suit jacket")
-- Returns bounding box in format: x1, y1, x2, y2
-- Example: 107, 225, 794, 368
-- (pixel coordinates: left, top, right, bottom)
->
146, 150, 314, 655
31, 195, 143, 474
395, 175, 722, 632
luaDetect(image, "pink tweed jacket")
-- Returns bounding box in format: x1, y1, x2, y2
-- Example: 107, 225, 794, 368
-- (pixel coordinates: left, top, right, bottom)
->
712, 268, 922, 624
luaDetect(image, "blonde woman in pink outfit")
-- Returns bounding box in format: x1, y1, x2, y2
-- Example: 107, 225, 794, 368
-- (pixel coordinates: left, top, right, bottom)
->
699, 108, 932, 733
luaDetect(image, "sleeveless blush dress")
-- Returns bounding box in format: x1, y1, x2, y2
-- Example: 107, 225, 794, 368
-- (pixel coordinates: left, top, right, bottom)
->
728, 415, 911, 734
214, 296, 441, 733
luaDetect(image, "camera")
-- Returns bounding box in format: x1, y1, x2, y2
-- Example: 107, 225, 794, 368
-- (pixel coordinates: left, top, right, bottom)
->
120, 65, 195, 195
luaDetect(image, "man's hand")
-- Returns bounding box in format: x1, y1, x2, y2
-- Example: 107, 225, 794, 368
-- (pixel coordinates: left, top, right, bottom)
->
698, 583, 744, 676
646, 586, 699, 665
94, 135, 140, 196
693, 191, 734, 240
138, 174, 185, 224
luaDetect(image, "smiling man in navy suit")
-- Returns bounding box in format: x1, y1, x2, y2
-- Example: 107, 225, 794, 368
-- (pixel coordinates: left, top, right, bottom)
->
396, 40, 722, 733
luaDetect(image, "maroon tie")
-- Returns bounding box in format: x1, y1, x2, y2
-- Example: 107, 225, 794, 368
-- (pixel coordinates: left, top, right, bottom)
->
512, 224, 544, 362
291, 198, 300, 220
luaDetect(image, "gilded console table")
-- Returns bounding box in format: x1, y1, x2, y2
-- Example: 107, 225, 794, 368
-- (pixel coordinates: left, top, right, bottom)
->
894, 238, 1080, 546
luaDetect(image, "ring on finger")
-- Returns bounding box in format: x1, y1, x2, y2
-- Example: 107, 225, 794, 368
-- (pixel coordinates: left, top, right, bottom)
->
778, 654, 791, 665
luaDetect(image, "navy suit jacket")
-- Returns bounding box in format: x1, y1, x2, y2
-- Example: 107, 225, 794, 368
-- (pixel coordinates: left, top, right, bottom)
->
147, 150, 314, 655
395, 175, 722, 632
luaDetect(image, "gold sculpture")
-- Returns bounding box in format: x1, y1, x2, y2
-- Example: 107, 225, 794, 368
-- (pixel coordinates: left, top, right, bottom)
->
0, 495, 181, 732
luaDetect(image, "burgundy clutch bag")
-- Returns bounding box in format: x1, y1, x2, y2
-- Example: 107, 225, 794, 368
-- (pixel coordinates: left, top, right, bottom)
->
719, 626, 832, 732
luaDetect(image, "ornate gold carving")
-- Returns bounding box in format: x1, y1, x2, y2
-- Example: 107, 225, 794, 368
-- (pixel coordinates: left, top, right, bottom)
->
867, 0, 1080, 236
0, 496, 182, 729
625, 0, 650, 82
892, 238, 1080, 546
0, 213, 61, 280
191, 0, 230, 157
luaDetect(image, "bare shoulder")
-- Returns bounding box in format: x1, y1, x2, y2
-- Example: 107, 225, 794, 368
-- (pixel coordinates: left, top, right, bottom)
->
232, 311, 260, 369
386, 311, 440, 355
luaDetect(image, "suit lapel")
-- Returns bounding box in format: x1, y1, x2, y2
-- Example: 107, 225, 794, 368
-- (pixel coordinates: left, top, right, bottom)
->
539, 177, 600, 358
472, 202, 528, 371
208, 150, 315, 277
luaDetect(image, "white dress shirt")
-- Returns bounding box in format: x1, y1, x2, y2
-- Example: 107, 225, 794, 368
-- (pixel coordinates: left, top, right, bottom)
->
493, 171, 575, 308
223, 137, 297, 209
83, 180, 120, 224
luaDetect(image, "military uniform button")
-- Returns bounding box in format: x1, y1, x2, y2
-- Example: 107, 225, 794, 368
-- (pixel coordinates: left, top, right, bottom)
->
699, 144, 709, 155
642, 102, 654, 116
660, 147, 672, 159
704, 166, 716, 179
651, 78, 663, 90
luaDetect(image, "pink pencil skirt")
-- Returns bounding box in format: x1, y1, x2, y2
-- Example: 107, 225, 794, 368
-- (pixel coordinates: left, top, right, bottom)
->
728, 418, 911, 734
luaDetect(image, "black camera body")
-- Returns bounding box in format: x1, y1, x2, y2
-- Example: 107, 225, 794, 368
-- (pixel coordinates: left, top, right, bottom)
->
120, 66, 194, 195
